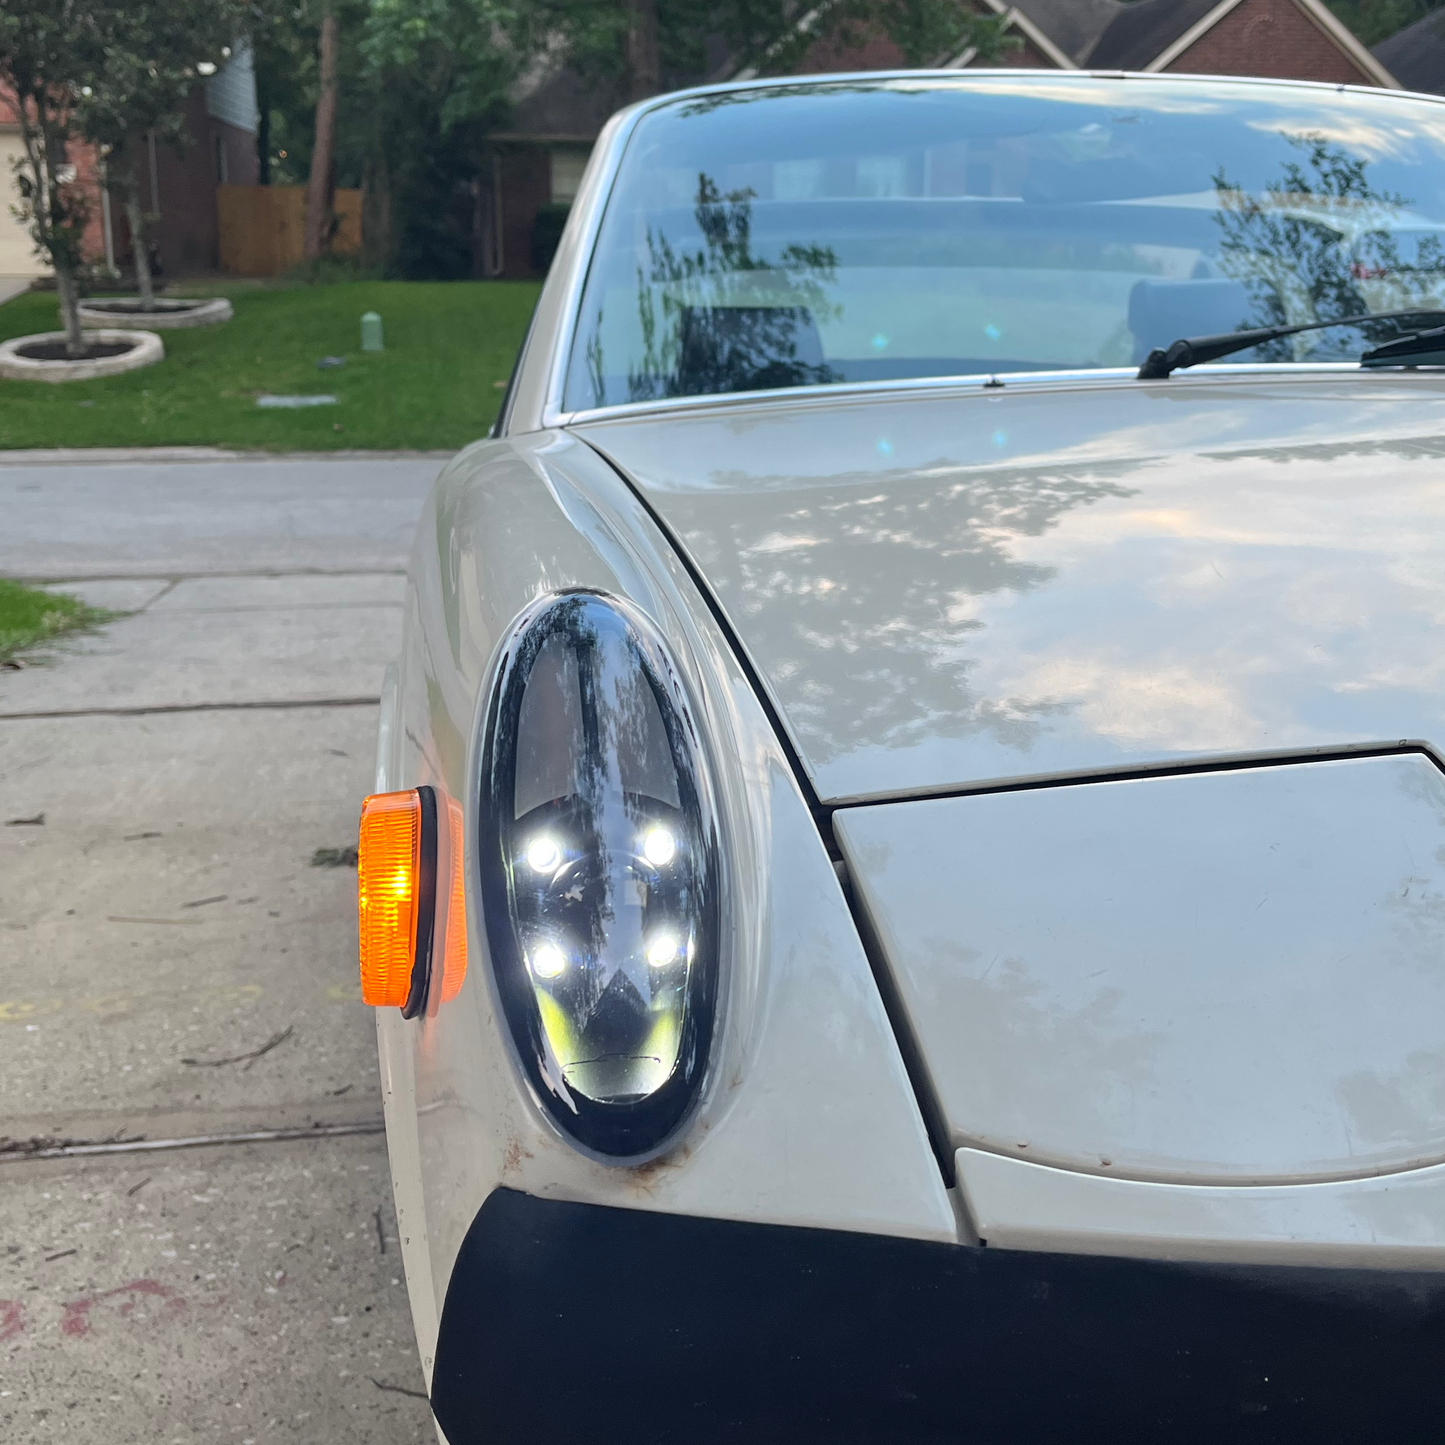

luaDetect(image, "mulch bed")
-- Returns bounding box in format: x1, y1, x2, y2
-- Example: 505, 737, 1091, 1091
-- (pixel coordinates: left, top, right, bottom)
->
81, 299, 203, 314
14, 339, 138, 361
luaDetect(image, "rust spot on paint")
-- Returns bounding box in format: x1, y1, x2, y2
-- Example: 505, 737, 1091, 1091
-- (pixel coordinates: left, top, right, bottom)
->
628, 1142, 693, 1194
500, 1138, 533, 1175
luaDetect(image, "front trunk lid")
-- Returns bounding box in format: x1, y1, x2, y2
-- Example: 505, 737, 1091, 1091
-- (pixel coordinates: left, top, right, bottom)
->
575, 375, 1445, 806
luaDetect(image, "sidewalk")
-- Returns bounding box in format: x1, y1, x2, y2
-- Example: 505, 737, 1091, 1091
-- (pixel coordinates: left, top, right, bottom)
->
0, 454, 441, 1444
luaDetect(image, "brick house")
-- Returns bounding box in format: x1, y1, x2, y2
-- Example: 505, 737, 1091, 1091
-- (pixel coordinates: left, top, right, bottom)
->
126, 50, 261, 278
1077, 0, 1396, 84
0, 48, 258, 283
486, 0, 1403, 280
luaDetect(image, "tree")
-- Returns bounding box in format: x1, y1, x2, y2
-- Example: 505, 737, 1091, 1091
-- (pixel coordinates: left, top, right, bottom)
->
1327, 0, 1444, 46
731, 0, 1022, 74
356, 0, 1020, 279
361, 0, 528, 274
1213, 135, 1427, 359
525, 0, 1022, 94
0, 0, 104, 354
625, 0, 660, 100
362, 0, 523, 136
305, 1, 340, 257
77, 0, 246, 310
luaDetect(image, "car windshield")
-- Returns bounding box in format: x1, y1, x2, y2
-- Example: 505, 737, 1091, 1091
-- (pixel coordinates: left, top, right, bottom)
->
563, 75, 1445, 410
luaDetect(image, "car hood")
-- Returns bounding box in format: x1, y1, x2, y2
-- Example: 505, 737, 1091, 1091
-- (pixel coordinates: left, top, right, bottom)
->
575, 375, 1445, 805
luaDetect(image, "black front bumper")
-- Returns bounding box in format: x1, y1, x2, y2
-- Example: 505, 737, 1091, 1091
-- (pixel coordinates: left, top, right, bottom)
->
433, 1188, 1445, 1443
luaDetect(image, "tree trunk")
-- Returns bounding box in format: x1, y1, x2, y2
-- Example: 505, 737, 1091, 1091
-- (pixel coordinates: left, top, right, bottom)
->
362, 153, 392, 273
305, 6, 339, 260
122, 166, 156, 311
18, 99, 85, 356
54, 267, 84, 356
257, 101, 271, 187
625, 0, 661, 102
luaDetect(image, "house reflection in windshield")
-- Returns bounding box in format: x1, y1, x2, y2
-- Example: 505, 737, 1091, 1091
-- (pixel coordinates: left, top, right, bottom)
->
581, 174, 841, 404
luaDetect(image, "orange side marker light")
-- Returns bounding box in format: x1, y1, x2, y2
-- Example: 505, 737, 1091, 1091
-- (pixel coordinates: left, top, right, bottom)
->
357, 790, 422, 1007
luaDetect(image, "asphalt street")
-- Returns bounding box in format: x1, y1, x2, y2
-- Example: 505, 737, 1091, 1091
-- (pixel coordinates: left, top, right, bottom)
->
0, 452, 444, 1443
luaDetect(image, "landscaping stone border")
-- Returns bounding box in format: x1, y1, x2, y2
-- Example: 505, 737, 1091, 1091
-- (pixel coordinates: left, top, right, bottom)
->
0, 329, 165, 383
75, 296, 233, 329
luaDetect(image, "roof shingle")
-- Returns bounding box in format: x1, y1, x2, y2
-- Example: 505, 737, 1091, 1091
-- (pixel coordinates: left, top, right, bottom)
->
1374, 8, 1445, 95
1007, 0, 1126, 64
1085, 0, 1223, 69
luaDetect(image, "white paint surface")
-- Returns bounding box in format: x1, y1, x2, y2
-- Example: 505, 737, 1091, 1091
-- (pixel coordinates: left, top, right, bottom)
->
838, 754, 1445, 1185
958, 1147, 1445, 1269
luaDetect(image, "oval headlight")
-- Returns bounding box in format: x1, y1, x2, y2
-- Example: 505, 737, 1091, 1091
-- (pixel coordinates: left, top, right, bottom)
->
479, 592, 721, 1159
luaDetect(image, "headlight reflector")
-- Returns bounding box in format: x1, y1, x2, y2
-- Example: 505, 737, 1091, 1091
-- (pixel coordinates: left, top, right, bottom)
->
480, 593, 720, 1158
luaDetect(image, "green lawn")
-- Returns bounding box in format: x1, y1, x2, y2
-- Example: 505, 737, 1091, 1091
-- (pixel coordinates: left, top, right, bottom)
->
0, 580, 112, 664
0, 280, 541, 452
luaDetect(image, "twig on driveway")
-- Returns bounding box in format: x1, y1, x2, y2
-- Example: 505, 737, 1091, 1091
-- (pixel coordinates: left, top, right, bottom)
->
311, 845, 358, 868
374, 1205, 386, 1254
369, 1377, 428, 1401
182, 1026, 293, 1070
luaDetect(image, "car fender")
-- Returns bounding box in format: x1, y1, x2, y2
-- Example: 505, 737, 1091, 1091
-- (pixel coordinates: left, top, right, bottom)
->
375, 429, 958, 1375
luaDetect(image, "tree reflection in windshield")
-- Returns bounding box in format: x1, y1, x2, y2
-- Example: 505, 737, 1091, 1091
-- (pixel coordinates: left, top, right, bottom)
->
1213, 135, 1444, 359
584, 174, 842, 405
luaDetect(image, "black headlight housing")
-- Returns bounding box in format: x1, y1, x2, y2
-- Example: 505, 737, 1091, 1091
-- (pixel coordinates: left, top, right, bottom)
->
479, 592, 721, 1160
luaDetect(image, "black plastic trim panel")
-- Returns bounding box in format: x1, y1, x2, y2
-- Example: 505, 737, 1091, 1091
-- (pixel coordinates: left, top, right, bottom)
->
431, 1187, 1445, 1443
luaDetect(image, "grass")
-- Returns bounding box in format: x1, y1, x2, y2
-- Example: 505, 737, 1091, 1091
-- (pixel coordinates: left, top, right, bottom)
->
0, 580, 112, 664
0, 279, 541, 452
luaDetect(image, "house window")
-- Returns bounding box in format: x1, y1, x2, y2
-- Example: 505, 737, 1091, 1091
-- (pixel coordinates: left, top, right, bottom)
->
550, 147, 589, 205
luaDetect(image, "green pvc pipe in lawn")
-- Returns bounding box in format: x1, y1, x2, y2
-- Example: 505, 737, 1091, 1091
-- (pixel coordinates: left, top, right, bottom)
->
361, 311, 383, 352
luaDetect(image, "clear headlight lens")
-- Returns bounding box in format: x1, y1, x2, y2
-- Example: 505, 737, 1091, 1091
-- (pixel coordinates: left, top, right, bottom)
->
480, 592, 720, 1158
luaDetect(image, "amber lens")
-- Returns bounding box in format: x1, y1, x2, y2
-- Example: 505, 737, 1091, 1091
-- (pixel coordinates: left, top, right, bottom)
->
440, 794, 468, 1002
357, 791, 420, 1007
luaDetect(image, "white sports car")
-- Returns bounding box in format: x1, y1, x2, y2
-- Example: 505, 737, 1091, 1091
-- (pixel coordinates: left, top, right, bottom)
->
359, 70, 1445, 1442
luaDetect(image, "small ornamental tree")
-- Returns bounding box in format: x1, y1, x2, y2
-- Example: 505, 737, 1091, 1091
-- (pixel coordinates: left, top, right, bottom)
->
79, 0, 247, 311
0, 0, 105, 355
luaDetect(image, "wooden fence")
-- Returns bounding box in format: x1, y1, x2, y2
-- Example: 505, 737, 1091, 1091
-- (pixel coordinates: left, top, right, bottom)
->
217, 185, 363, 276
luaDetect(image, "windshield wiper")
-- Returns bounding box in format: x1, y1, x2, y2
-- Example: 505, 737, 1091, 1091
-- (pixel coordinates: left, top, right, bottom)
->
1361, 324, 1445, 369
1137, 309, 1445, 380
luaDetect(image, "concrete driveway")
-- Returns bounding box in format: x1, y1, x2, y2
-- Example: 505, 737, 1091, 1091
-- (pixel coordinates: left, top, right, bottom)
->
0, 453, 443, 1443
